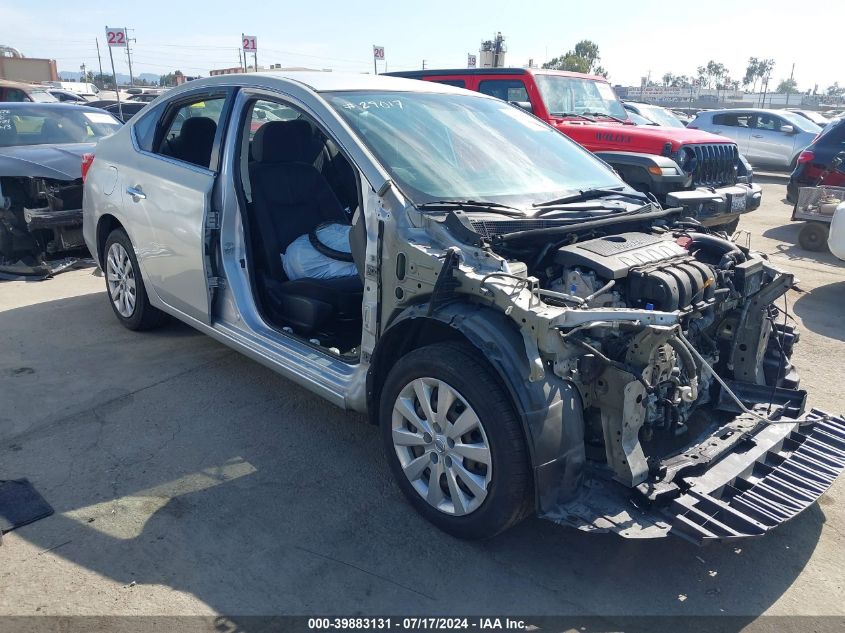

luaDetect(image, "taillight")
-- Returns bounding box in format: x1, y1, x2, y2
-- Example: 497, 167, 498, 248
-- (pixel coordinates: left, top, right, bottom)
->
81, 153, 95, 183
797, 150, 815, 165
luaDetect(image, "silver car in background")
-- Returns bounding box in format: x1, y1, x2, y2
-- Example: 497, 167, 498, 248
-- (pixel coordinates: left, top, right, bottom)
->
689, 108, 821, 169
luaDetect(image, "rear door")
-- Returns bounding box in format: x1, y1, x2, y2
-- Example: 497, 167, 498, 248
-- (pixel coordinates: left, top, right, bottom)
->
748, 113, 794, 167
120, 87, 234, 324
708, 112, 752, 156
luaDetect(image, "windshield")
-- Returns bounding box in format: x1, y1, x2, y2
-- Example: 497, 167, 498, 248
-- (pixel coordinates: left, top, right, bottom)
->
327, 91, 623, 208
28, 89, 58, 103
792, 110, 828, 126
637, 104, 686, 128
534, 74, 628, 120
779, 111, 822, 134
0, 106, 121, 147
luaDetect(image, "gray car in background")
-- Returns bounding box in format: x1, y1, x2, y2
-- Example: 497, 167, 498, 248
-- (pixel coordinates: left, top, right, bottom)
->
689, 108, 821, 169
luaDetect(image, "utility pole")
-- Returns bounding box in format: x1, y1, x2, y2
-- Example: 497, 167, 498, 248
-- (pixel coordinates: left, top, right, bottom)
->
125, 28, 136, 86
422, 59, 427, 70
238, 48, 244, 72
95, 38, 104, 88
80, 63, 86, 82
785, 62, 795, 107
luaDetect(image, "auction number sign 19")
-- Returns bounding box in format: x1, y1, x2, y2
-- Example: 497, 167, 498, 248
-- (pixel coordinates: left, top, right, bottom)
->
243, 36, 257, 52
105, 27, 127, 47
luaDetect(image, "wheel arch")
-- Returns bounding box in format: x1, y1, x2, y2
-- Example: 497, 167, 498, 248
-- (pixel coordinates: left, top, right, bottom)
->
96, 213, 125, 267
368, 301, 586, 513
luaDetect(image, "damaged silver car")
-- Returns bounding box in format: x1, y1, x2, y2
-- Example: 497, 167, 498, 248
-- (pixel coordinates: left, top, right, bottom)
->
0, 103, 121, 278
82, 73, 845, 543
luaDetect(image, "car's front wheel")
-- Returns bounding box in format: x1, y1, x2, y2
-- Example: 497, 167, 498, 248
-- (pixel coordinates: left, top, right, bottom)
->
104, 229, 165, 330
379, 342, 533, 539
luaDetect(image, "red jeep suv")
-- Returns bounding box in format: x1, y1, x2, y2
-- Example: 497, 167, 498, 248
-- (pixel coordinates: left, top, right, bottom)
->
387, 68, 761, 230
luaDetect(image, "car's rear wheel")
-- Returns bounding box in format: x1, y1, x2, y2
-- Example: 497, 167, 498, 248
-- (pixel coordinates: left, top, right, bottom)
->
379, 342, 532, 539
104, 229, 165, 330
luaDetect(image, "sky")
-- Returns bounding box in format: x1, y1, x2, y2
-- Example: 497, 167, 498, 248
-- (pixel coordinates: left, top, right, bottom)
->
2, 0, 842, 91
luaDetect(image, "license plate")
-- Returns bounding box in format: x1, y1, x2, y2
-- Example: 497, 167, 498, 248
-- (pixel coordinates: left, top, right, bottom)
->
731, 194, 747, 212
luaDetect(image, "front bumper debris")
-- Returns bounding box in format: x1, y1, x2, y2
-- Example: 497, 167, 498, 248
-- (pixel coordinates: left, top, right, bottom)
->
542, 408, 845, 544
666, 183, 763, 227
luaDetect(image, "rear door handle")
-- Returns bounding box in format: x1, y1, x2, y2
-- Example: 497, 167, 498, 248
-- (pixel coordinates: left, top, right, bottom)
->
126, 186, 146, 201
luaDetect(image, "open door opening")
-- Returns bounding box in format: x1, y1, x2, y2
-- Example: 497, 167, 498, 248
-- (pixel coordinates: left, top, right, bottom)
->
235, 97, 366, 358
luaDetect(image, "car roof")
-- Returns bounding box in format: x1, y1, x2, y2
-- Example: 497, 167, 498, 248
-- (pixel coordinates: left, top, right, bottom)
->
159, 71, 480, 97
385, 67, 610, 82
0, 79, 50, 91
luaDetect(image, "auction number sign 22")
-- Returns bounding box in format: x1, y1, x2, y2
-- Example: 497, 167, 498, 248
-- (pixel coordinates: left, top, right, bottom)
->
105, 27, 127, 47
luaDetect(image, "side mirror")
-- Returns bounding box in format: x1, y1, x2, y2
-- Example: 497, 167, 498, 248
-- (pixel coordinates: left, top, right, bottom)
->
833, 151, 845, 172
510, 101, 534, 114
781, 124, 795, 134
256, 109, 266, 120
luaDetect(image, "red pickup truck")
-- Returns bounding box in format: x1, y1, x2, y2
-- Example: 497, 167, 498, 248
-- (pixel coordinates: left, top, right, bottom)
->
387, 68, 762, 230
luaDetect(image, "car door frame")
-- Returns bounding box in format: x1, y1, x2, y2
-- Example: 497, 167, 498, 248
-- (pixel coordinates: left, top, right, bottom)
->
126, 85, 237, 325
212, 84, 392, 410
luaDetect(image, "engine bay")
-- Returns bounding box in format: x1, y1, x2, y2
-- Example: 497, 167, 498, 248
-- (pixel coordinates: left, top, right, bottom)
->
443, 208, 804, 497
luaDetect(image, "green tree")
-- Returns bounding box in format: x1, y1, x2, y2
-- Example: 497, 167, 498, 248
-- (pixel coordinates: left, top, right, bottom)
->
92, 73, 114, 90
777, 78, 798, 94
543, 39, 605, 76
159, 71, 182, 87
825, 82, 844, 97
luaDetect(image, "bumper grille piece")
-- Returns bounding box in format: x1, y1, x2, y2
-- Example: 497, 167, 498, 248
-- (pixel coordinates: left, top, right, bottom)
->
689, 143, 739, 187
670, 409, 845, 543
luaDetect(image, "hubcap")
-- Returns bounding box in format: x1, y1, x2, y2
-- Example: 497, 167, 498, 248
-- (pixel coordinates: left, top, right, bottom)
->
106, 242, 137, 318
391, 377, 492, 516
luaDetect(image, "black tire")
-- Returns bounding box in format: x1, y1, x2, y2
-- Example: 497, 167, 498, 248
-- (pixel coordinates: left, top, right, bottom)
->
103, 229, 166, 330
798, 221, 830, 252
379, 341, 533, 539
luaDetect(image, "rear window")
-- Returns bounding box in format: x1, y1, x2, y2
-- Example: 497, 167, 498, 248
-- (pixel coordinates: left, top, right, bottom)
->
815, 119, 845, 148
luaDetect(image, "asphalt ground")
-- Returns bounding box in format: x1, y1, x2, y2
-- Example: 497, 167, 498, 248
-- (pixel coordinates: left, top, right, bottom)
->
0, 177, 843, 625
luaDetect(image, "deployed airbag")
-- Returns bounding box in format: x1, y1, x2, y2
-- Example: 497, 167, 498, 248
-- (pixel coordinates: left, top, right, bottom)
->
282, 222, 358, 281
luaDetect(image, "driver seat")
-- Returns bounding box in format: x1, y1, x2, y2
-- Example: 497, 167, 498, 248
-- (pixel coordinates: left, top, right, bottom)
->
248, 120, 363, 334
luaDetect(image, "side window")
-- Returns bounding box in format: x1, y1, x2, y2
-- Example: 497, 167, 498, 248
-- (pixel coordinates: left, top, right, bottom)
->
155, 96, 226, 168
5, 89, 28, 102
713, 113, 752, 127
432, 79, 466, 88
478, 79, 529, 103
133, 103, 163, 152
753, 115, 783, 131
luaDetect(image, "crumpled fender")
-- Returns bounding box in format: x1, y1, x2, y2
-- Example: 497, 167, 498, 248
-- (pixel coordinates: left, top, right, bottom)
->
372, 302, 585, 513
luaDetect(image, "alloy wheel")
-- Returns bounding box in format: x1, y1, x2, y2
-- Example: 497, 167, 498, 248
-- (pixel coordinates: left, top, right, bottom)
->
106, 242, 137, 318
391, 377, 492, 515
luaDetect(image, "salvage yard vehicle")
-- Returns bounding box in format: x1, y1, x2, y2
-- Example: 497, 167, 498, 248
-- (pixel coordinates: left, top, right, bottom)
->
0, 79, 58, 103
689, 108, 821, 170
385, 68, 761, 232
1, 102, 121, 275
83, 73, 845, 543
787, 117, 845, 203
